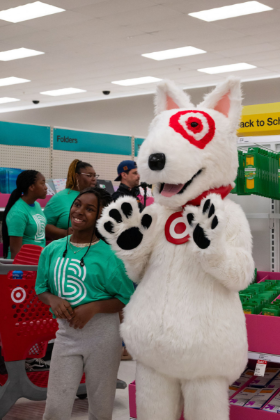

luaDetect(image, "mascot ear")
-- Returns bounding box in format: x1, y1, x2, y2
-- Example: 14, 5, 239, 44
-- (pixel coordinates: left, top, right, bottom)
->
155, 79, 193, 115
199, 77, 242, 130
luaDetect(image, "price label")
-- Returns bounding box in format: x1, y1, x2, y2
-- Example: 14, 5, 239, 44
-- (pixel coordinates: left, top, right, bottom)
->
255, 359, 268, 376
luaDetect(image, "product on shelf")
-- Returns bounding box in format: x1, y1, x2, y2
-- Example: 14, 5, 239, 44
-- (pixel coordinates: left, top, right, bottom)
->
263, 389, 280, 412
250, 368, 280, 388
244, 388, 278, 409
232, 147, 280, 199
230, 387, 259, 406
267, 373, 280, 389
240, 278, 280, 316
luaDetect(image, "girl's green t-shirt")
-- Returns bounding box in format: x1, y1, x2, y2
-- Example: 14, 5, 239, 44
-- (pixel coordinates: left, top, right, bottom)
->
44, 188, 79, 229
6, 199, 46, 254
35, 237, 135, 313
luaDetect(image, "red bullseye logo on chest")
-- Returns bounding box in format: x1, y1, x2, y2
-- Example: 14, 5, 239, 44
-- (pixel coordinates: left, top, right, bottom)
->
169, 110, 216, 149
165, 211, 190, 245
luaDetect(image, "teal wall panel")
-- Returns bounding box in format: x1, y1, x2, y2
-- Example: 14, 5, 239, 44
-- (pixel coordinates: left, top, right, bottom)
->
135, 137, 145, 156
0, 121, 50, 148
54, 128, 132, 155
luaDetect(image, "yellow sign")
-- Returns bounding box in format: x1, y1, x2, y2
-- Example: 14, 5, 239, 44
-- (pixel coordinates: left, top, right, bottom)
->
237, 102, 280, 137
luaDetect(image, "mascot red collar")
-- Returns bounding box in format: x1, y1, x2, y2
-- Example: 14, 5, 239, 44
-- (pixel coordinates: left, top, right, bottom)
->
165, 184, 232, 245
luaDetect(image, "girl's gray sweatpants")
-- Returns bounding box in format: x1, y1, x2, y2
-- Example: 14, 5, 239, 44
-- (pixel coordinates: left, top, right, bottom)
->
43, 313, 122, 420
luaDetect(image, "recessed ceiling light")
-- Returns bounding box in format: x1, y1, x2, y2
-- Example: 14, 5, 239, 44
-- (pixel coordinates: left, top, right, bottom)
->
142, 46, 206, 61
0, 97, 20, 104
0, 48, 44, 61
112, 76, 162, 86
40, 88, 86, 96
189, 1, 272, 22
198, 63, 257, 74
0, 1, 65, 23
0, 77, 30, 86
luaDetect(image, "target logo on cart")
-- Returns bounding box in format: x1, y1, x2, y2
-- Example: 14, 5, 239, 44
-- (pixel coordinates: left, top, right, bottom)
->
165, 212, 190, 245
11, 287, 26, 303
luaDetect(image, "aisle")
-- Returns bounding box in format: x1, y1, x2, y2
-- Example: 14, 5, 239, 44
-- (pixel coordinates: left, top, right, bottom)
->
3, 360, 136, 420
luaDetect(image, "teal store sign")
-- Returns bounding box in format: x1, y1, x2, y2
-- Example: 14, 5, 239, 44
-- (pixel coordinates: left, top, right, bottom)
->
54, 128, 132, 155
0, 121, 50, 148
135, 138, 145, 156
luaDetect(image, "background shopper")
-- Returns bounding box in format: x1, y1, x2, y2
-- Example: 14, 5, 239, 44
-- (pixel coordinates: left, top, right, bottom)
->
45, 159, 98, 240
112, 160, 142, 210
2, 170, 47, 259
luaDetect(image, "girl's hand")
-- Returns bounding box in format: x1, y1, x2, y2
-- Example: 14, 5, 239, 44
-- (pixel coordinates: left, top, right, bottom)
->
69, 302, 98, 329
49, 295, 73, 320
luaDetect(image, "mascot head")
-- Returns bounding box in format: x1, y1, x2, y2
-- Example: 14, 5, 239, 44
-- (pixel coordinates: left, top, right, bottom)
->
137, 77, 242, 209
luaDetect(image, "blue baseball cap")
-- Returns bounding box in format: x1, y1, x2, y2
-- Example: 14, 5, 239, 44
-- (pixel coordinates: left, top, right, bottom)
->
115, 160, 137, 181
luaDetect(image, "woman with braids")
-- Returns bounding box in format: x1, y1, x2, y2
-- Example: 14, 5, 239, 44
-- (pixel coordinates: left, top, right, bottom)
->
35, 187, 134, 420
44, 159, 98, 240
3, 170, 47, 259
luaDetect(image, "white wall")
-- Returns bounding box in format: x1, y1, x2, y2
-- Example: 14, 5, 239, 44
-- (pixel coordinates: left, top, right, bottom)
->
0, 78, 279, 138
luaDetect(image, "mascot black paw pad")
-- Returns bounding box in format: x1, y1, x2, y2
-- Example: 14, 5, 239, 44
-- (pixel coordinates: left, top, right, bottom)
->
117, 227, 143, 250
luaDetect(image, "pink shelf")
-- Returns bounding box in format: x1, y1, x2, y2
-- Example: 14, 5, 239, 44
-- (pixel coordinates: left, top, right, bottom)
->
247, 271, 280, 355
0, 194, 52, 208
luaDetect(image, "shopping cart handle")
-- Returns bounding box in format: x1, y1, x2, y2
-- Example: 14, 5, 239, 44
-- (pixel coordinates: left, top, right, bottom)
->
0, 261, 38, 274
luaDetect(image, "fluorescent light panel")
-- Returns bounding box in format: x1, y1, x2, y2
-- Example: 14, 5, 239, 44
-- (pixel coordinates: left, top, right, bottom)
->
40, 88, 86, 96
189, 1, 272, 22
112, 76, 161, 86
198, 63, 256, 74
142, 46, 206, 61
0, 1, 65, 23
0, 77, 30, 86
0, 97, 20, 104
0, 48, 44, 61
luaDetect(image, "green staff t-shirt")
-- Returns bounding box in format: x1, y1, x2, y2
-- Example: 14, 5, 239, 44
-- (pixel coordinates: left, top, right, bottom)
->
7, 199, 46, 252
44, 189, 79, 229
35, 237, 135, 315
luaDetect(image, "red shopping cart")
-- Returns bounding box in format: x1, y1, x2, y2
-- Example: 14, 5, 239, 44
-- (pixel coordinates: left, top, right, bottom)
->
0, 245, 87, 419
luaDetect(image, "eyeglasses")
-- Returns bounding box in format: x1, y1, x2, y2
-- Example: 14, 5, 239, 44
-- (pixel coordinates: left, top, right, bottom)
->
79, 173, 100, 179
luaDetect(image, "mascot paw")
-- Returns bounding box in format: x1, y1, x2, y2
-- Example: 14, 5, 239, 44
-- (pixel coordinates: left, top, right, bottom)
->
97, 196, 153, 251
184, 194, 224, 250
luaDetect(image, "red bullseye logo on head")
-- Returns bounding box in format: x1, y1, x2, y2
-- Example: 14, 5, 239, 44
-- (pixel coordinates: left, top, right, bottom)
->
169, 110, 216, 149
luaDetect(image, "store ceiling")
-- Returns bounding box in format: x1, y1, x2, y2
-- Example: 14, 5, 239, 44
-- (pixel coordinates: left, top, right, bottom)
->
0, 0, 279, 113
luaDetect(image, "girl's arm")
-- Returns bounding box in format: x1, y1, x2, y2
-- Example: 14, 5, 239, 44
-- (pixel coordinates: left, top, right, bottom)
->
69, 299, 125, 329
9, 236, 22, 259
37, 291, 74, 320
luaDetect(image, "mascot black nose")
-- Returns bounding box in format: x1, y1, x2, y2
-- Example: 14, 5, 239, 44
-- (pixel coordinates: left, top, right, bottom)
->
148, 153, 166, 171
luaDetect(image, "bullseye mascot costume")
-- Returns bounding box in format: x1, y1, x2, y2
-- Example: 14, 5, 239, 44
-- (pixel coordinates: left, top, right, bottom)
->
98, 77, 254, 420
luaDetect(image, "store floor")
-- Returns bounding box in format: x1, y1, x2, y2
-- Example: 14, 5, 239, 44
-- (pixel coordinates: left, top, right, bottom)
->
3, 360, 136, 420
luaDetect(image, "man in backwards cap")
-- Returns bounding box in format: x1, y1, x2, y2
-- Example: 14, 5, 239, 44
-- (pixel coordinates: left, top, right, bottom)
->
112, 160, 143, 210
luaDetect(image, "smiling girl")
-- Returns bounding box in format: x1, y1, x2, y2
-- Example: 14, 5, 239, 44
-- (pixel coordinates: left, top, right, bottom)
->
35, 187, 134, 420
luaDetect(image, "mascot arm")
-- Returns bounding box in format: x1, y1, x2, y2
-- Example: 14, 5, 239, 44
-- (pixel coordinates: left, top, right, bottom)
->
201, 202, 254, 292
185, 195, 254, 292
97, 196, 159, 283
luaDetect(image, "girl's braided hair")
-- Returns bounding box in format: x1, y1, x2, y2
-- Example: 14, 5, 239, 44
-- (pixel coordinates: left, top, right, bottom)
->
2, 170, 39, 258
66, 159, 92, 190
63, 187, 112, 267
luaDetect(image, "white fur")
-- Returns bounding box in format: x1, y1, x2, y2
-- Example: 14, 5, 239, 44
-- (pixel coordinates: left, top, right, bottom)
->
99, 78, 254, 420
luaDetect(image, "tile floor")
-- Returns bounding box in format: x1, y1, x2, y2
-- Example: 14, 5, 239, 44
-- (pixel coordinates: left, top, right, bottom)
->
3, 361, 136, 420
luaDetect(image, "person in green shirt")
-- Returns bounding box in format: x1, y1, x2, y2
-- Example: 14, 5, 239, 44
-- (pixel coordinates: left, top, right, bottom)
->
35, 187, 135, 420
2, 170, 47, 259
44, 159, 98, 240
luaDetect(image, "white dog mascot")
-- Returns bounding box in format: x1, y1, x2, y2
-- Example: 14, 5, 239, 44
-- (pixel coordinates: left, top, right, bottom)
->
98, 77, 254, 420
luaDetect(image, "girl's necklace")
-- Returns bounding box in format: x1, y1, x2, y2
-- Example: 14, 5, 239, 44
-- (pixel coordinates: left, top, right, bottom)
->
69, 239, 99, 254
